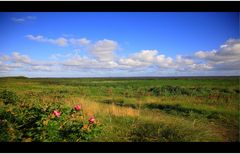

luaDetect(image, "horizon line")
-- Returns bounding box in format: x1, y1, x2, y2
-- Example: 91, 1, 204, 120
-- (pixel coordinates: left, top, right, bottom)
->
0, 75, 239, 79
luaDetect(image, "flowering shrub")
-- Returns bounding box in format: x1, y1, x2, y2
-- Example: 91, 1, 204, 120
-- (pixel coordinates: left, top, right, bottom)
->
0, 101, 102, 142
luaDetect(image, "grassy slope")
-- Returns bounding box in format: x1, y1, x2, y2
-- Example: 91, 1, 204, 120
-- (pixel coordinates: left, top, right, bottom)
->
0, 76, 239, 142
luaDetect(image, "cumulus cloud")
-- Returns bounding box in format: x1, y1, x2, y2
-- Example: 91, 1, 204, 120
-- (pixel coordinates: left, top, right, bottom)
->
90, 39, 118, 62
176, 55, 194, 65
118, 50, 175, 69
118, 50, 157, 68
1, 38, 239, 76
195, 50, 216, 59
118, 58, 150, 68
63, 54, 118, 70
132, 50, 158, 62
195, 38, 240, 70
0, 62, 23, 72
0, 52, 58, 72
155, 55, 174, 68
0, 65, 11, 72
12, 52, 31, 64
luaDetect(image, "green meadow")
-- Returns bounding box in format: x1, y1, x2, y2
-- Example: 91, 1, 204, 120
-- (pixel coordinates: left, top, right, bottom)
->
0, 76, 239, 142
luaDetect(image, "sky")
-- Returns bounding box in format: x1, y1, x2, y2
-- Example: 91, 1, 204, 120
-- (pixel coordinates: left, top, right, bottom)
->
0, 12, 239, 77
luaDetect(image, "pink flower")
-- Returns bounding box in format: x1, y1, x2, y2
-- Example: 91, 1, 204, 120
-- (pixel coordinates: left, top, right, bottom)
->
53, 110, 61, 117
74, 105, 81, 111
89, 116, 95, 124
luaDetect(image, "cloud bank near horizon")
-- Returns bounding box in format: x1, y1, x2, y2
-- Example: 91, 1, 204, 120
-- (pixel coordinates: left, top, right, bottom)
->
0, 36, 239, 77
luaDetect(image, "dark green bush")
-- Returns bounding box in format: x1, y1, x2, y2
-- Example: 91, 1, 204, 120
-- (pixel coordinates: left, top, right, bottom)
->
59, 119, 102, 141
0, 90, 18, 105
147, 85, 228, 96
130, 123, 189, 142
148, 85, 191, 96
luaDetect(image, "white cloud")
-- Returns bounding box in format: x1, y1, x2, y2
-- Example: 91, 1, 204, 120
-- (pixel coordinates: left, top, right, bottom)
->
195, 38, 240, 70
26, 35, 68, 47
26, 35, 46, 42
118, 50, 175, 69
155, 55, 174, 68
12, 52, 31, 64
195, 50, 216, 59
26, 35, 44, 41
90, 39, 118, 62
11, 16, 36, 23
8, 63, 23, 68
0, 62, 23, 72
1, 38, 239, 76
118, 50, 158, 68
11, 17, 25, 23
0, 52, 59, 72
55, 37, 68, 46
26, 35, 91, 47
132, 50, 158, 62
118, 58, 150, 68
189, 63, 213, 70
176, 55, 194, 65
63, 55, 97, 67
62, 54, 119, 70
69, 38, 90, 46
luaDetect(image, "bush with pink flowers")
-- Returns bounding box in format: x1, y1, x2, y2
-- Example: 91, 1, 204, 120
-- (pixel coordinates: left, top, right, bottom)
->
0, 101, 102, 142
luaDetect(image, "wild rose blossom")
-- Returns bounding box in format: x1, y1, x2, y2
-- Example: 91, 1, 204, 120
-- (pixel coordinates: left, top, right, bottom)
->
89, 116, 95, 124
74, 105, 81, 111
53, 110, 61, 117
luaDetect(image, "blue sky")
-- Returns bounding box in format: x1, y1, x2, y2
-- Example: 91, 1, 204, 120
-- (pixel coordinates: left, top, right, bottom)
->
0, 12, 239, 77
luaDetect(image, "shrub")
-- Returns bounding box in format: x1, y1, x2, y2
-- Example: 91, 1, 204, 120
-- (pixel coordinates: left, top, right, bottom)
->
148, 85, 191, 96
130, 122, 205, 142
60, 120, 102, 141
0, 90, 18, 105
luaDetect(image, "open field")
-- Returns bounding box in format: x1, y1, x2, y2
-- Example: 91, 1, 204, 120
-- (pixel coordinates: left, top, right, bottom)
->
0, 76, 239, 142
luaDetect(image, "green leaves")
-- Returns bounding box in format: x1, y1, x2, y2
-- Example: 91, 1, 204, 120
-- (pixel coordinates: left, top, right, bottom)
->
0, 90, 18, 105
0, 101, 102, 142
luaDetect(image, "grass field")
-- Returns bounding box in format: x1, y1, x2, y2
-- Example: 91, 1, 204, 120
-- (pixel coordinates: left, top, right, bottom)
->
0, 76, 239, 142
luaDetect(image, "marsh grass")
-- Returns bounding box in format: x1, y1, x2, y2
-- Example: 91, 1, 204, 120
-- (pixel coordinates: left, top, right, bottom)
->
0, 77, 239, 142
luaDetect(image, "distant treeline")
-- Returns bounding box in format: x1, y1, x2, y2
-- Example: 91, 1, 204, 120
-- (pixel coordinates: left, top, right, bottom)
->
0, 76, 28, 79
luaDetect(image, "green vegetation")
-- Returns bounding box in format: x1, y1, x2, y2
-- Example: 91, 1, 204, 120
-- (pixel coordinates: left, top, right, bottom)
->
0, 76, 239, 142
0, 90, 18, 105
